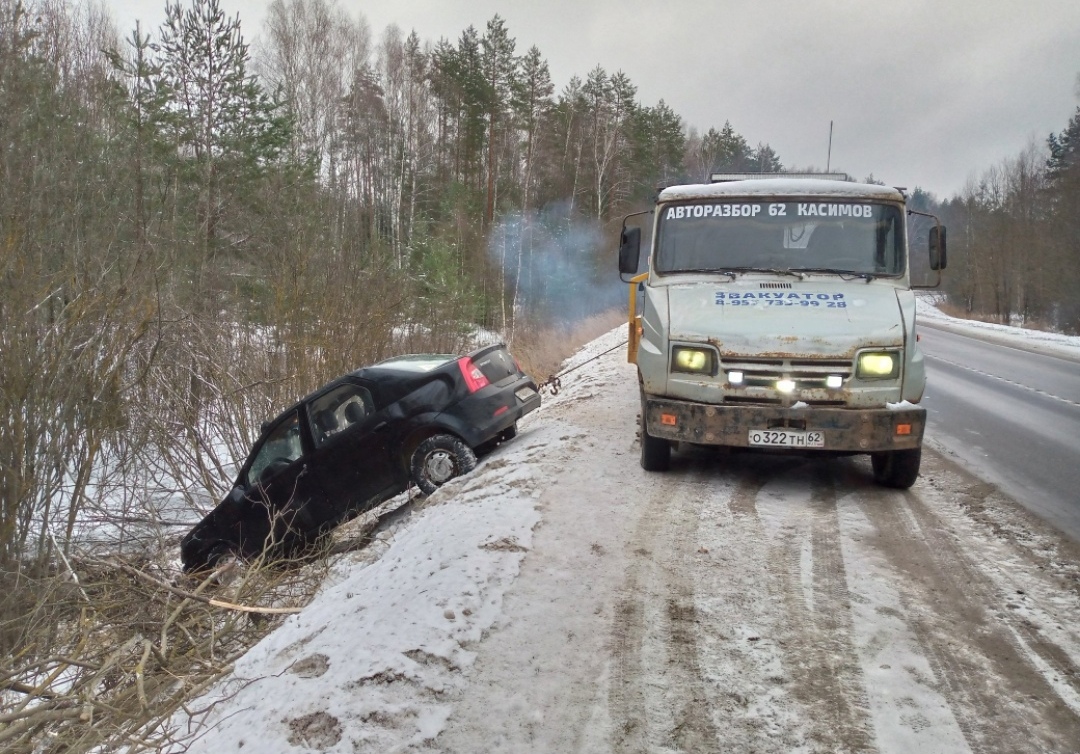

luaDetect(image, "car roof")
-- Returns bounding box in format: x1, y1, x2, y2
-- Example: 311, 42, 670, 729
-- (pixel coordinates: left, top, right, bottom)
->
362, 353, 457, 375
258, 352, 470, 435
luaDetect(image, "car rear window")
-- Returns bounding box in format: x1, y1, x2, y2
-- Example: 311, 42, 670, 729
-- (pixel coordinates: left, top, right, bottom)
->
471, 346, 518, 383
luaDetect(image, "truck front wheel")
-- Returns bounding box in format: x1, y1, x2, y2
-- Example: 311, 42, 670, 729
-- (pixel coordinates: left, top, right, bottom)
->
639, 411, 671, 471
871, 448, 921, 489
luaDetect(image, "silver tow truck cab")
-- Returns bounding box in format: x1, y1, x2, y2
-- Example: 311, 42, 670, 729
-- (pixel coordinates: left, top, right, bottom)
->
618, 174, 947, 489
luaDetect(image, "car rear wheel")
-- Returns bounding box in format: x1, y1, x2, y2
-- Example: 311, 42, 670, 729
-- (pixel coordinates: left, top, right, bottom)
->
410, 434, 477, 495
871, 447, 921, 489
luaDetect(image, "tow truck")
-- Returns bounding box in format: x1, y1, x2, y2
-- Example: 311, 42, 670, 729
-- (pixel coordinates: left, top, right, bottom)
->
618, 173, 946, 488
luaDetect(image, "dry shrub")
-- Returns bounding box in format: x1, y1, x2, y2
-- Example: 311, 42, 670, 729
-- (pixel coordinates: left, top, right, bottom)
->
0, 290, 625, 752
0, 545, 329, 753
508, 308, 626, 381
934, 298, 1004, 324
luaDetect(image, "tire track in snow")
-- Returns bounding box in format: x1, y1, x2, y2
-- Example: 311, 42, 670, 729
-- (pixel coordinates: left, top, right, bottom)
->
798, 467, 876, 752
697, 461, 810, 752
900, 475, 1080, 719
855, 478, 1080, 754
752, 463, 876, 752
720, 457, 875, 751
609, 470, 721, 753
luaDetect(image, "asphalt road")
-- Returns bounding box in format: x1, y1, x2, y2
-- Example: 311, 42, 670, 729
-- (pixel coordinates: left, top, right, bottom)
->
919, 321, 1080, 541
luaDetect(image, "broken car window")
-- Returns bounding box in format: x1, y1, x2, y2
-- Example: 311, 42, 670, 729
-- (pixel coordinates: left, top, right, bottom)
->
248, 411, 302, 486
308, 384, 375, 446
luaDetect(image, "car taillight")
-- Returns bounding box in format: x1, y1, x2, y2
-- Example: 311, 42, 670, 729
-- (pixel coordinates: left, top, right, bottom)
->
458, 357, 490, 393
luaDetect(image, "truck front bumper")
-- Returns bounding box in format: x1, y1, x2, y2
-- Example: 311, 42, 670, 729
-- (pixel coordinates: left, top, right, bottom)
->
644, 397, 925, 453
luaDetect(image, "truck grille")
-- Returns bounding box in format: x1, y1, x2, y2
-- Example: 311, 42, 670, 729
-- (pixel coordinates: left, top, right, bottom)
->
721, 357, 852, 405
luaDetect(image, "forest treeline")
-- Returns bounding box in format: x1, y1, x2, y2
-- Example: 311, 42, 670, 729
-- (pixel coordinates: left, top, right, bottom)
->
929, 118, 1080, 332
3, 0, 1080, 575
862, 126, 1080, 332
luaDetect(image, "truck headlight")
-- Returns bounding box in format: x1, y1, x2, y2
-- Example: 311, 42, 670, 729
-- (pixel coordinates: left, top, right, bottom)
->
856, 351, 900, 379
671, 346, 716, 375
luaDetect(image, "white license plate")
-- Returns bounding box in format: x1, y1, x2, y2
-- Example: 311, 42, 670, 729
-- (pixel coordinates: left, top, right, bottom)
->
515, 387, 537, 402
748, 429, 825, 448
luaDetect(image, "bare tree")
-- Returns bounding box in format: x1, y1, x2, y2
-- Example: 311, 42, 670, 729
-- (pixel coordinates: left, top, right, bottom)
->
257, 0, 370, 183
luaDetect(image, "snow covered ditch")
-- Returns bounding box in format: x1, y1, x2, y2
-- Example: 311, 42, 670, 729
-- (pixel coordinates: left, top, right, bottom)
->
164, 328, 631, 752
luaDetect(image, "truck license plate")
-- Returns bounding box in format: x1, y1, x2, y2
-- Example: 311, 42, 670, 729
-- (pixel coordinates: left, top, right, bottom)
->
748, 429, 824, 448
515, 387, 537, 402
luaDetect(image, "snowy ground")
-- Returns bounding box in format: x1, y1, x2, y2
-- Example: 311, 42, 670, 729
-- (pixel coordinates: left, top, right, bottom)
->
167, 307, 1080, 753
915, 295, 1080, 361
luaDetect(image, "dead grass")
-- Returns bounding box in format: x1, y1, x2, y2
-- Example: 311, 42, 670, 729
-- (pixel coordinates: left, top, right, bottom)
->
509, 309, 626, 381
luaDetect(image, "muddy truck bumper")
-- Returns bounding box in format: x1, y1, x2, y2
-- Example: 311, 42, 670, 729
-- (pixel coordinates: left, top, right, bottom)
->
643, 396, 925, 453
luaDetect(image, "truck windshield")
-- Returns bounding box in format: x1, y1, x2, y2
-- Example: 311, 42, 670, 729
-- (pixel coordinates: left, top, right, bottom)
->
655, 200, 905, 276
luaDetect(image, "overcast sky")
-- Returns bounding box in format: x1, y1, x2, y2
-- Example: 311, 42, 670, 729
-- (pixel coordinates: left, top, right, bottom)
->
109, 0, 1080, 199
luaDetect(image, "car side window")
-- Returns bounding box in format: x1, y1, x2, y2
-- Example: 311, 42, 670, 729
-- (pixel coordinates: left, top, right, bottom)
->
247, 411, 302, 486
308, 384, 375, 446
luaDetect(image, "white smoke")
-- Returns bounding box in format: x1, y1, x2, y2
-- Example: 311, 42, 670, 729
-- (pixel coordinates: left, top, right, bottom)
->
488, 200, 626, 329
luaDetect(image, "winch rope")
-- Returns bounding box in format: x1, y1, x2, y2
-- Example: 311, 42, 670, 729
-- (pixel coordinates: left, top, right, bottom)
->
537, 339, 628, 395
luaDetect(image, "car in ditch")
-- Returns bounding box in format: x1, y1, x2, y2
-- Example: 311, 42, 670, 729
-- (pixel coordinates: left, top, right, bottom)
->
180, 343, 541, 573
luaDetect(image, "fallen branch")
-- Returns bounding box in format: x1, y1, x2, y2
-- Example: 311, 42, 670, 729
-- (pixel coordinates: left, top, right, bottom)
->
110, 560, 302, 615
1, 680, 58, 699
0, 706, 89, 746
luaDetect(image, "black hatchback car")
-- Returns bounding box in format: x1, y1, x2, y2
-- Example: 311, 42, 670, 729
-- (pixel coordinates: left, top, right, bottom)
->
180, 343, 541, 572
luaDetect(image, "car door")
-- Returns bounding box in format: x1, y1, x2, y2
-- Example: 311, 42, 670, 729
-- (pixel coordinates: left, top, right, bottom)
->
239, 409, 327, 554
305, 381, 397, 519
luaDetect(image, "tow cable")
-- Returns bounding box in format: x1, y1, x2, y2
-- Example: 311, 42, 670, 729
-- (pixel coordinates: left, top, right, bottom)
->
537, 339, 628, 395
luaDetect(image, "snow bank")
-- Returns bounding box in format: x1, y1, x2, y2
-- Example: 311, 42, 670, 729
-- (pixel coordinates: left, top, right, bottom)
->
916, 295, 1080, 360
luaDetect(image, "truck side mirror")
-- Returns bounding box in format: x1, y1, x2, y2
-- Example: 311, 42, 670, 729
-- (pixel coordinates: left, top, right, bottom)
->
618, 227, 641, 275
929, 225, 947, 271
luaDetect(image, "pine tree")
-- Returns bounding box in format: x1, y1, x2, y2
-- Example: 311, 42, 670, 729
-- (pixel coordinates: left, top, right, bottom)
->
454, 26, 486, 192
583, 66, 636, 218
633, 99, 685, 194
154, 0, 291, 262
1045, 106, 1080, 330
713, 121, 752, 172
511, 44, 553, 214
478, 16, 516, 227
1047, 107, 1080, 179
107, 23, 173, 253
748, 142, 783, 173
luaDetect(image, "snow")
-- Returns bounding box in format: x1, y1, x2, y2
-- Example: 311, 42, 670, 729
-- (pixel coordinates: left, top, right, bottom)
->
659, 179, 904, 202
835, 502, 971, 754
168, 446, 546, 752
916, 295, 1080, 361
163, 330, 633, 752
165, 310, 1080, 753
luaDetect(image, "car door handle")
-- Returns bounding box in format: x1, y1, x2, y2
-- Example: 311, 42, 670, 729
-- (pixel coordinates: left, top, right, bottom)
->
372, 422, 388, 433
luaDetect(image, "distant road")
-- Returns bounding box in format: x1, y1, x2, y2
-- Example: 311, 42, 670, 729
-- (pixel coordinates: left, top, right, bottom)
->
919, 321, 1080, 541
